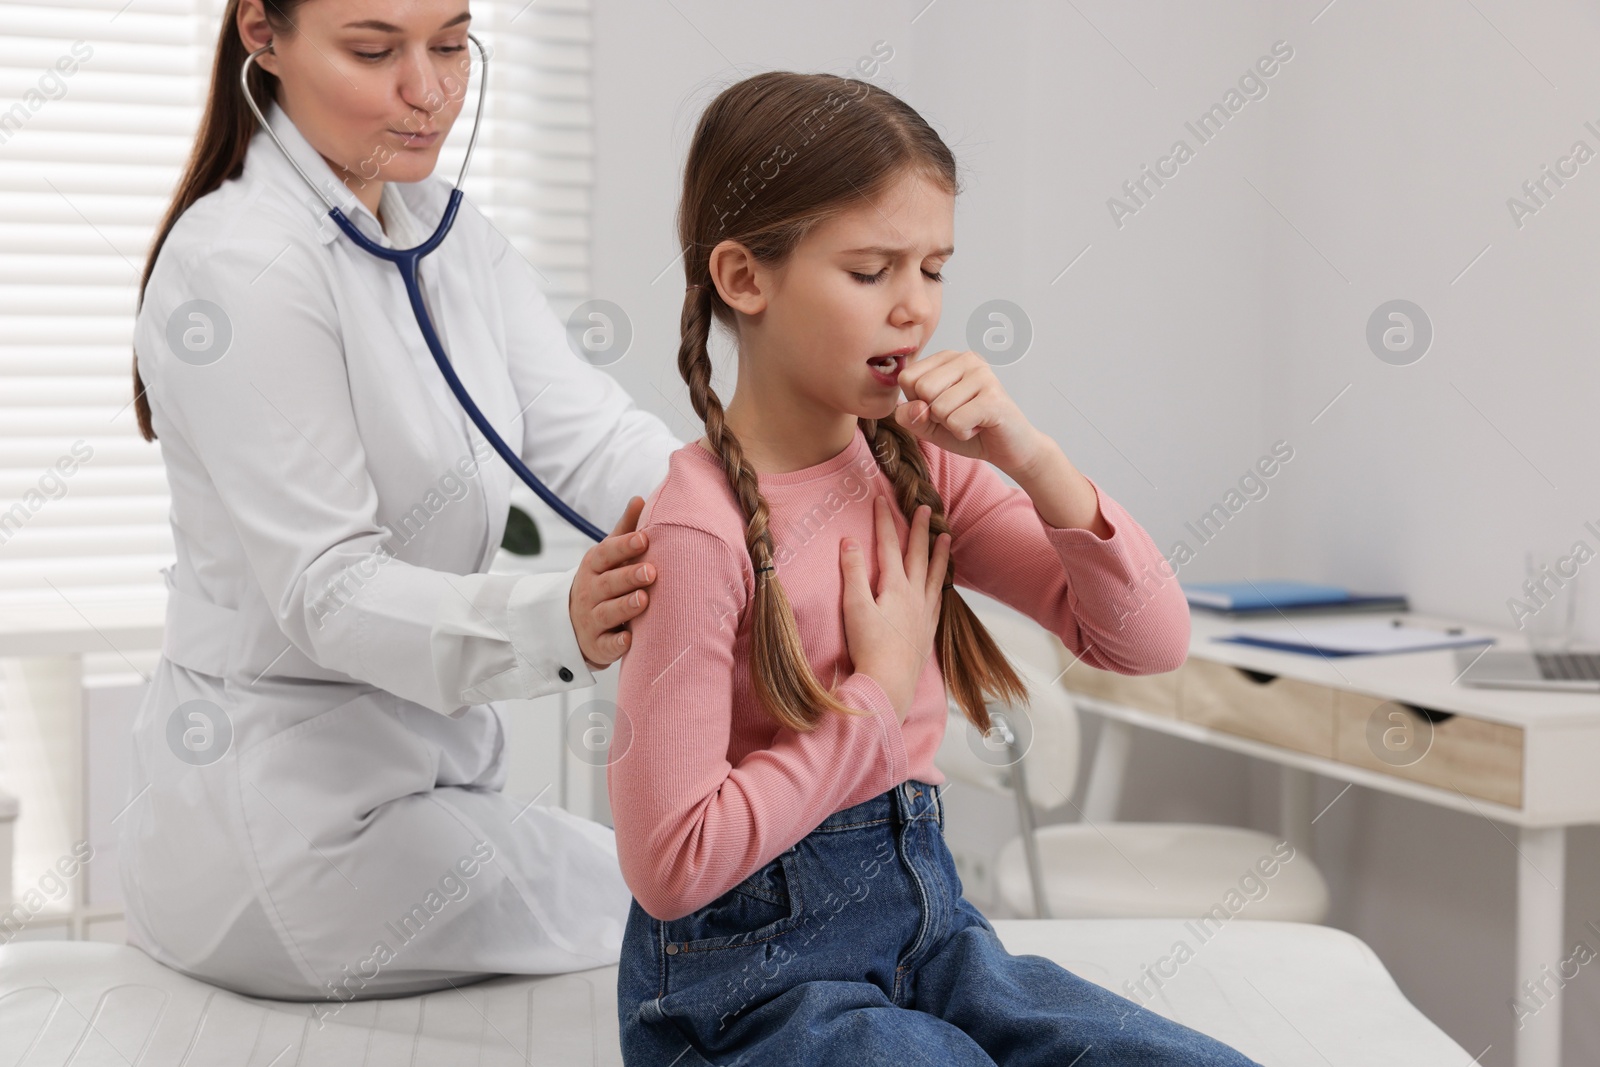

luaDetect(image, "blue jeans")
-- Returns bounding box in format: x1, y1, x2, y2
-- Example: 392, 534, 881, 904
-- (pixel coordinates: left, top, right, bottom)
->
616, 779, 1263, 1066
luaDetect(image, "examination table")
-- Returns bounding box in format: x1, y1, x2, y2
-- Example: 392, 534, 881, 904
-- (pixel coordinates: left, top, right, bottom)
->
0, 918, 1469, 1064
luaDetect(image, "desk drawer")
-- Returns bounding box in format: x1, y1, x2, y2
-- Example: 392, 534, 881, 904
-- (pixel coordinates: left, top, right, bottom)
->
1333, 692, 1523, 808
1177, 659, 1338, 757
1055, 651, 1180, 717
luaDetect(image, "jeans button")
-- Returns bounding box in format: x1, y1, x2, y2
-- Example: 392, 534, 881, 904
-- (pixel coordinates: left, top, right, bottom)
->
665, 943, 679, 955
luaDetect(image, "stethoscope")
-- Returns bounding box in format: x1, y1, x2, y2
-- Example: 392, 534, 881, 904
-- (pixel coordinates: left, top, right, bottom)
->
240, 35, 607, 543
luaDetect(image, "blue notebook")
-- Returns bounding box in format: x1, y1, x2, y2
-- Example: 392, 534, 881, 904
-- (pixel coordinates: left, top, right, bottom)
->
1183, 580, 1407, 614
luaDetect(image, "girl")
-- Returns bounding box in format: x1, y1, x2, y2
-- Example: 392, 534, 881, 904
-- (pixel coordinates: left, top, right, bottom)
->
607, 72, 1261, 1066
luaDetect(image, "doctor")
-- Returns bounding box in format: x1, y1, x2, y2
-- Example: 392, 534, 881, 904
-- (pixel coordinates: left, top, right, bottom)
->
120, 0, 681, 999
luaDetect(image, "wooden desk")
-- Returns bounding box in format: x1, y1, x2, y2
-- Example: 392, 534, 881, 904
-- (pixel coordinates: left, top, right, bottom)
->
1063, 609, 1597, 1067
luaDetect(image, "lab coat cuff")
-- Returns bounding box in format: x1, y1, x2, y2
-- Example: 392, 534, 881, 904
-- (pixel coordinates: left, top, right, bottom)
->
432, 568, 593, 714
505, 565, 596, 696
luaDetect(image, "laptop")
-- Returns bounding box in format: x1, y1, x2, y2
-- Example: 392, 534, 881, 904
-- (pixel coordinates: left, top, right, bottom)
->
1454, 647, 1600, 691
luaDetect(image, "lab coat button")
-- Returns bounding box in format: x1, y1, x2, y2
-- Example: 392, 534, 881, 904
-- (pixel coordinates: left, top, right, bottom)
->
558, 666, 573, 682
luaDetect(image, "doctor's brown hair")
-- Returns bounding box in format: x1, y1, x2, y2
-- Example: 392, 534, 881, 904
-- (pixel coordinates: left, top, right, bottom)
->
131, 0, 309, 442
677, 71, 1027, 735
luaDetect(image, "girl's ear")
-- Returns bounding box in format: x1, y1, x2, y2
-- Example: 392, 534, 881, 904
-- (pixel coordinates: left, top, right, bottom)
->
707, 239, 767, 316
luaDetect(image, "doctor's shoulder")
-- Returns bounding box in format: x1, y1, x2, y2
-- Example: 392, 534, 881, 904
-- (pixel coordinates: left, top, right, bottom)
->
137, 182, 338, 369
156, 177, 333, 283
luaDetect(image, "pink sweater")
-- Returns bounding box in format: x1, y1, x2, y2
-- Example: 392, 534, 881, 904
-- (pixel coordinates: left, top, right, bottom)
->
607, 427, 1189, 921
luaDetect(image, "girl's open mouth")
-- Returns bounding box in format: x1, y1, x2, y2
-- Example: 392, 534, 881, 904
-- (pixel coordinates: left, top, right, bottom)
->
867, 353, 908, 387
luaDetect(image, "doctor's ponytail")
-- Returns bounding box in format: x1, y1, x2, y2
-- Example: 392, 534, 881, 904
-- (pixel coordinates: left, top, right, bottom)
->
675, 72, 1027, 735
132, 0, 310, 442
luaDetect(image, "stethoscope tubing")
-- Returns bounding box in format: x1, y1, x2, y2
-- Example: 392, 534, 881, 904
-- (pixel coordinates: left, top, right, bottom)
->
239, 35, 608, 543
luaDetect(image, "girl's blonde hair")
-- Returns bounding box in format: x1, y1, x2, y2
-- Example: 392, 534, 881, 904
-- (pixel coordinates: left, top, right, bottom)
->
677, 71, 1028, 734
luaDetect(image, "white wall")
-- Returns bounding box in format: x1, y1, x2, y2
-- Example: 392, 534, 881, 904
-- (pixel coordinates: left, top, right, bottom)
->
589, 0, 916, 434
590, 2, 1600, 1063
1250, 2, 1600, 1061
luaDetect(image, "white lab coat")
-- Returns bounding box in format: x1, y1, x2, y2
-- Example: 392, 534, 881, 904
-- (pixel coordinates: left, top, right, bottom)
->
118, 99, 682, 1000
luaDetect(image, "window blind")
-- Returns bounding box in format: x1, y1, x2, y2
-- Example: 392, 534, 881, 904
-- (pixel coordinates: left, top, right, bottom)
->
0, 0, 208, 616
0, 0, 596, 637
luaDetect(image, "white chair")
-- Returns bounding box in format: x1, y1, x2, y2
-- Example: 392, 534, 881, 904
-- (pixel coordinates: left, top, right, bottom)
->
936, 607, 1330, 922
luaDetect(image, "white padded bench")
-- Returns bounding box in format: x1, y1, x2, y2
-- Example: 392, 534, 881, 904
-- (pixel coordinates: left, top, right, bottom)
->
0, 919, 1467, 1065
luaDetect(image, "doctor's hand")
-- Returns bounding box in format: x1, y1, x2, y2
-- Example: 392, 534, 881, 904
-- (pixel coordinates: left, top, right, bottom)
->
839, 496, 951, 723
569, 496, 656, 671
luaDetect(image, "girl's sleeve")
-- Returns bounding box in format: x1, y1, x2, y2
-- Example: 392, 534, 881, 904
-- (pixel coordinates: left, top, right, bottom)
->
607, 520, 909, 922
926, 443, 1190, 675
